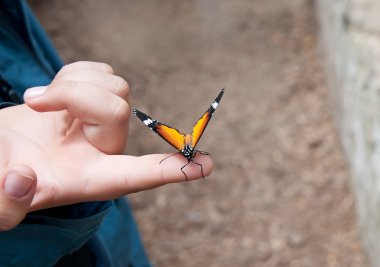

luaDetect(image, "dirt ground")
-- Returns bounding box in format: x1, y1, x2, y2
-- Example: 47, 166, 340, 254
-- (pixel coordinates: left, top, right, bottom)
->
31, 0, 368, 266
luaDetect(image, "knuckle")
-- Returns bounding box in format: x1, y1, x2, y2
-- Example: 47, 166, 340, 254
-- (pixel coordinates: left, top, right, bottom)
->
58, 61, 114, 76
53, 80, 77, 95
110, 99, 130, 122
49, 80, 80, 104
58, 63, 72, 74
97, 62, 114, 73
112, 76, 129, 98
57, 62, 83, 76
53, 71, 75, 84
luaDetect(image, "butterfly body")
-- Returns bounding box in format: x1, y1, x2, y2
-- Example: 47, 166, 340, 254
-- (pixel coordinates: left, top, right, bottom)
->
133, 88, 224, 179
182, 134, 194, 159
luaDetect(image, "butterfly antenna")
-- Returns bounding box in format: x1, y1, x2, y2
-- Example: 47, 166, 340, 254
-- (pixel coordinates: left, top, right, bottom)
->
159, 152, 181, 165
194, 150, 210, 156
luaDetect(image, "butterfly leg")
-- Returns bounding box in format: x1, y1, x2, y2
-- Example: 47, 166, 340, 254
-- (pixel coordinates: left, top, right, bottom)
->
180, 158, 205, 180
180, 160, 191, 181
159, 152, 182, 165
160, 153, 192, 181
190, 159, 205, 179
192, 150, 210, 178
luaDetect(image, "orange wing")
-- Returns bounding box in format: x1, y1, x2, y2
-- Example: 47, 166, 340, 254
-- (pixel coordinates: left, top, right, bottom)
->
155, 124, 186, 151
192, 111, 211, 148
133, 109, 185, 151
191, 88, 225, 148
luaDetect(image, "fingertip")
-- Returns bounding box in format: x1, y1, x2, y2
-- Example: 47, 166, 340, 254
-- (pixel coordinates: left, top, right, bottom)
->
24, 86, 47, 101
3, 164, 37, 200
6, 164, 37, 181
159, 152, 214, 181
25, 81, 75, 113
23, 86, 57, 113
0, 165, 37, 231
89, 153, 215, 198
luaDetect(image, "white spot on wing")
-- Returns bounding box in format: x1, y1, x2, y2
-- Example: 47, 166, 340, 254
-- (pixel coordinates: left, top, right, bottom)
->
212, 101, 218, 109
143, 118, 154, 125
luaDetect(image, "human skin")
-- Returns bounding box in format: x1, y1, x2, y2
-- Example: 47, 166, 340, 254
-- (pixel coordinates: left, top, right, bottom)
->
0, 61, 213, 231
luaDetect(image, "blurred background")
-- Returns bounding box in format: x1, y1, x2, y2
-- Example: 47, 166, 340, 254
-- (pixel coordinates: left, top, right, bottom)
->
30, 0, 368, 266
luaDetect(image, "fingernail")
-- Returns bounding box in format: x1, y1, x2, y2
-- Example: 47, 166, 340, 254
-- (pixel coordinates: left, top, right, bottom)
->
3, 172, 34, 198
24, 86, 47, 99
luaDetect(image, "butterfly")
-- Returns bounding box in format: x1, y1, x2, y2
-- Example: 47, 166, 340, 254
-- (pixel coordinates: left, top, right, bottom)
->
133, 88, 225, 180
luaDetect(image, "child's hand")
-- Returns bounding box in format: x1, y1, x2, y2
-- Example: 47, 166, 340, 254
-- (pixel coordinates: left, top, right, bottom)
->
0, 62, 213, 230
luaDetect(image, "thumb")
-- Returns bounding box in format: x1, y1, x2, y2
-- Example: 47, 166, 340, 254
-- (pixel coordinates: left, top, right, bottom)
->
0, 165, 36, 231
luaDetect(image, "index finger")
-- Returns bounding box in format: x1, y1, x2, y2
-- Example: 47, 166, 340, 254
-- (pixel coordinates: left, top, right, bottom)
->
84, 153, 213, 199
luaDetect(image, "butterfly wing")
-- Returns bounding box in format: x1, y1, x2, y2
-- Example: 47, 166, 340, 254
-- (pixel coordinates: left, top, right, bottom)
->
133, 109, 185, 151
191, 88, 225, 148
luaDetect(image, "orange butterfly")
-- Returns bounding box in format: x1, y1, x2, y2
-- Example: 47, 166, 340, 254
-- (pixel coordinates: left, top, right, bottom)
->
133, 88, 224, 180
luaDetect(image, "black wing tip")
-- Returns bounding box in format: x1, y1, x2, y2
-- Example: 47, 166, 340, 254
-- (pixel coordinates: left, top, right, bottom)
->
215, 88, 225, 103
132, 109, 147, 117
133, 109, 152, 121
132, 109, 144, 119
132, 109, 138, 115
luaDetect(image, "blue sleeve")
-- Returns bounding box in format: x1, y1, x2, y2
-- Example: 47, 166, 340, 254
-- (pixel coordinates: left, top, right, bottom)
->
0, 0, 61, 98
0, 202, 112, 267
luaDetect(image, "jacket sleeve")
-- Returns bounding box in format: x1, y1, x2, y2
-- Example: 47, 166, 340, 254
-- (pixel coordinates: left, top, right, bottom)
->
0, 202, 113, 267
